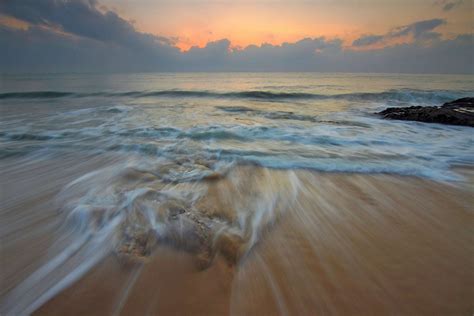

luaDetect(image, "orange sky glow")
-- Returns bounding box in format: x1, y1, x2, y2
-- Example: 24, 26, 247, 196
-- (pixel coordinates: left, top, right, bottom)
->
2, 0, 472, 51
99, 0, 471, 51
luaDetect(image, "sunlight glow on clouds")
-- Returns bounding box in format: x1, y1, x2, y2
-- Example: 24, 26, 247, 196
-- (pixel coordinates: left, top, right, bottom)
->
0, 0, 472, 73
101, 0, 472, 50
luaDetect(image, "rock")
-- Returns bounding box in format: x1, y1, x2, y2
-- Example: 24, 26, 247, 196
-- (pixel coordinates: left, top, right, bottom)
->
441, 97, 474, 109
202, 171, 223, 181
215, 232, 245, 264
116, 228, 157, 262
193, 247, 214, 271
377, 97, 474, 127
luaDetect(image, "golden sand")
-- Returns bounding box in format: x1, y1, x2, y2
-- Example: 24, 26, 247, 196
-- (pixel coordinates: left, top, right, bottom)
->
1, 158, 472, 315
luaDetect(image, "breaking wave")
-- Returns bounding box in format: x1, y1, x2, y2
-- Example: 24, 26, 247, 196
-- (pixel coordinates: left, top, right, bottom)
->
0, 89, 468, 104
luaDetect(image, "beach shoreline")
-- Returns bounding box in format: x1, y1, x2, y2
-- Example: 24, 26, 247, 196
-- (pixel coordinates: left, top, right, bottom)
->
1, 156, 472, 315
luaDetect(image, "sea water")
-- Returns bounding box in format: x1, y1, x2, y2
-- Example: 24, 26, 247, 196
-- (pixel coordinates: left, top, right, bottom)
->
0, 72, 473, 314
1, 72, 473, 180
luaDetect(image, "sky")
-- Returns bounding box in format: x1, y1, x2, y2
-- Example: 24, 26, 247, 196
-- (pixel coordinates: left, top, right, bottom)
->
101, 0, 473, 50
0, 0, 472, 73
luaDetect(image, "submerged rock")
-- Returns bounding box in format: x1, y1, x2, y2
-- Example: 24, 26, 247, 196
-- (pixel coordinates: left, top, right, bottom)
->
108, 165, 298, 271
377, 97, 474, 127
117, 227, 157, 262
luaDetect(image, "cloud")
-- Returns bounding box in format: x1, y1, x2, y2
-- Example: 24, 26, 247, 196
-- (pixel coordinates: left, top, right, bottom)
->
352, 19, 445, 47
352, 35, 384, 47
390, 19, 445, 39
435, 0, 464, 11
0, 0, 176, 50
0, 1, 472, 74
182, 39, 232, 71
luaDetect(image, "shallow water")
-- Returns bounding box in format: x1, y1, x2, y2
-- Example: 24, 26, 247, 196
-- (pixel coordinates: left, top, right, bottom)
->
1, 73, 473, 180
0, 73, 473, 314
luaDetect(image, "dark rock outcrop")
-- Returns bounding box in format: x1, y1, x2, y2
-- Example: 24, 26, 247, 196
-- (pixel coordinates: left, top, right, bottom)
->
377, 97, 474, 127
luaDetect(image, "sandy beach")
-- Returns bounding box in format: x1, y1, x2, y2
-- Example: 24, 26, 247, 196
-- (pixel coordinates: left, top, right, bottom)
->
1, 0, 473, 314
1, 155, 472, 315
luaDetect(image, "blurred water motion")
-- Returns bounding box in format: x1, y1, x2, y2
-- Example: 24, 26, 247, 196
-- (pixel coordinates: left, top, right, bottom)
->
0, 73, 473, 315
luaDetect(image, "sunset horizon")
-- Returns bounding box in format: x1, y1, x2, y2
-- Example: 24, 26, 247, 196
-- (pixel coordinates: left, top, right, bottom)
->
102, 0, 472, 51
1, 0, 473, 73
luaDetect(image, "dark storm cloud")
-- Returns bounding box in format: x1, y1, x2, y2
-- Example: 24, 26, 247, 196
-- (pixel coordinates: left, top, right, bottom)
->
0, 24, 174, 73
0, 0, 132, 41
0, 0, 472, 74
0, 0, 175, 49
352, 19, 446, 47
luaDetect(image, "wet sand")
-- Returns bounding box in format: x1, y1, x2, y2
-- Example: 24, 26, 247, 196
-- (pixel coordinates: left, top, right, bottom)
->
1, 157, 473, 315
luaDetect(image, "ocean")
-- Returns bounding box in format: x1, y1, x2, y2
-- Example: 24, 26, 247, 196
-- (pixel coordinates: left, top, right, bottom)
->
1, 72, 473, 180
1, 72, 473, 314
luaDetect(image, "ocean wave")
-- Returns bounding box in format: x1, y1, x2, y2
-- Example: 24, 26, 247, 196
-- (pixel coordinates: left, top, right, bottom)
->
0, 131, 57, 141
0, 91, 75, 99
0, 89, 469, 103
